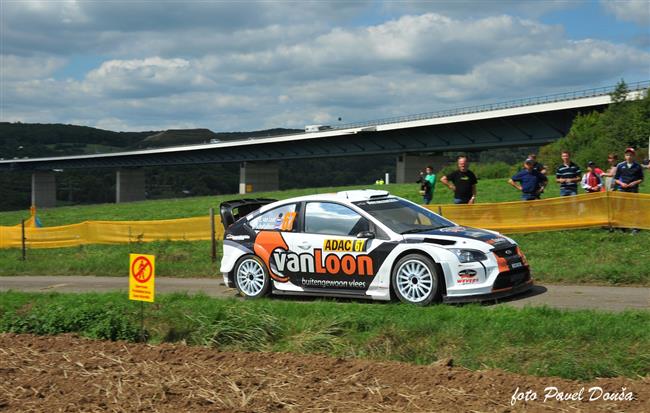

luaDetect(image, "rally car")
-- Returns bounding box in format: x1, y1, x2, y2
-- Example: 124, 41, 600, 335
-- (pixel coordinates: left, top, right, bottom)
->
220, 190, 532, 305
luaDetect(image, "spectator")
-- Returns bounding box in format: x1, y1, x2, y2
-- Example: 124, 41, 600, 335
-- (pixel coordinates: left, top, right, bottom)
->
615, 148, 644, 193
509, 158, 546, 200
528, 153, 548, 195
528, 153, 547, 175
581, 161, 603, 193
441, 156, 477, 204
416, 165, 436, 205
555, 151, 582, 196
643, 158, 650, 170
601, 153, 619, 191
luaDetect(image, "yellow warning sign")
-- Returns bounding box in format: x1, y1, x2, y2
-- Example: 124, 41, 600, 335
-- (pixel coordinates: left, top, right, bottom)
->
129, 254, 155, 302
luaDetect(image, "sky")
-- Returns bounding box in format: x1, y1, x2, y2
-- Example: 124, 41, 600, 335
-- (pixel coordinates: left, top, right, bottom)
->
1, 0, 649, 132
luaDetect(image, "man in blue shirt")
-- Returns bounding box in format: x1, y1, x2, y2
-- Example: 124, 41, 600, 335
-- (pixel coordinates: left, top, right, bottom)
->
615, 147, 644, 193
509, 159, 547, 200
555, 151, 582, 196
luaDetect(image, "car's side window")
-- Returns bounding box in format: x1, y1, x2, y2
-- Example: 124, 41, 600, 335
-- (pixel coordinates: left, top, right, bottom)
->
304, 202, 369, 236
248, 204, 297, 231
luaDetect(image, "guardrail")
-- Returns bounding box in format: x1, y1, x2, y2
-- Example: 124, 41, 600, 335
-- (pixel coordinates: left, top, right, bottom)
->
333, 80, 650, 131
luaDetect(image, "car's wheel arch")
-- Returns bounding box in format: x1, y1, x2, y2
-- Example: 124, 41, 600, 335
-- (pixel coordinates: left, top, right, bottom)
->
389, 248, 447, 300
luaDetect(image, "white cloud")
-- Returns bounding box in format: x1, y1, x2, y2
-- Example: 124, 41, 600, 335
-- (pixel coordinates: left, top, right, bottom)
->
601, 0, 650, 26
382, 0, 580, 18
83, 57, 215, 98
1, 55, 66, 81
1, 3, 649, 132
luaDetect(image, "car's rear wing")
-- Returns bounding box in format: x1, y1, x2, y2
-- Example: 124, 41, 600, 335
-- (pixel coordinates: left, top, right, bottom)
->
219, 198, 277, 230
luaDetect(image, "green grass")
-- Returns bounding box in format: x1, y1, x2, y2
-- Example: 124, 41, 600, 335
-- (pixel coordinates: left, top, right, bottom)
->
0, 240, 220, 277
1, 179, 648, 284
1, 291, 648, 380
1, 230, 648, 285
1, 178, 647, 226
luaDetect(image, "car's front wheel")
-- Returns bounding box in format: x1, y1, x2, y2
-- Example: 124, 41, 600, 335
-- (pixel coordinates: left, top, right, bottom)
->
391, 254, 441, 306
234, 255, 271, 299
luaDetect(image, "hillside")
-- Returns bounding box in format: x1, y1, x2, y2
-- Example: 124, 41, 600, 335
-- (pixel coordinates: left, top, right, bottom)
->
0, 122, 301, 158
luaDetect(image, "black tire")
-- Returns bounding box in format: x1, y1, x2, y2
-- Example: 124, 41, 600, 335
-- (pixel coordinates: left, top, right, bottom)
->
391, 253, 441, 306
233, 255, 271, 299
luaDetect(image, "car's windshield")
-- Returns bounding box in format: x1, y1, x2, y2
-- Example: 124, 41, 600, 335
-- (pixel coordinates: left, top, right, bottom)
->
354, 198, 455, 234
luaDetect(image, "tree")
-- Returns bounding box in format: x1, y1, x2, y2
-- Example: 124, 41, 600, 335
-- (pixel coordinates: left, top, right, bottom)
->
610, 79, 629, 104
540, 82, 650, 171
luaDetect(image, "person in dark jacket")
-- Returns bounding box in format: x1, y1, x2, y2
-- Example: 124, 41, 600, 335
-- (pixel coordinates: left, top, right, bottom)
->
509, 159, 546, 200
615, 148, 644, 193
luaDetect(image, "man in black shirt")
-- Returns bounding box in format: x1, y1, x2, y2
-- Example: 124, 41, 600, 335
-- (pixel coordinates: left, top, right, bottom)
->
441, 156, 477, 204
615, 148, 644, 193
555, 151, 581, 196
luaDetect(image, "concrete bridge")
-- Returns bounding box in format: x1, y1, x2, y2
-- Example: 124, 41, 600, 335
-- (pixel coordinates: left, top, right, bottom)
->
1, 81, 648, 207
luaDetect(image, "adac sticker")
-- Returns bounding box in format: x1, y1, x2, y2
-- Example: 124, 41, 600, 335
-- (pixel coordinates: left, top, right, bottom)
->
323, 238, 367, 252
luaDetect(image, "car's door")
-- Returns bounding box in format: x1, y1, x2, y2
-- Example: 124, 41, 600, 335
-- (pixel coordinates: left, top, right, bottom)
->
281, 201, 378, 295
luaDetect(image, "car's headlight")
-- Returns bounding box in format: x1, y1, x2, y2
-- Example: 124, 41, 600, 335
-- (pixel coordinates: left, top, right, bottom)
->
449, 249, 487, 263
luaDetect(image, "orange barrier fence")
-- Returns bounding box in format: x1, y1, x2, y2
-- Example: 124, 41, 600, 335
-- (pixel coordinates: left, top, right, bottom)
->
426, 192, 650, 233
0, 216, 217, 250
0, 192, 648, 249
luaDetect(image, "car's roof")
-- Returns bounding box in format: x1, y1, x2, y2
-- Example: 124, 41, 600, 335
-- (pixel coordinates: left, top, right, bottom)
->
258, 189, 392, 212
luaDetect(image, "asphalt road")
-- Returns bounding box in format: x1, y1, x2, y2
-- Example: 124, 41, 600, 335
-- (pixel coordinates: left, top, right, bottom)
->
1, 276, 648, 312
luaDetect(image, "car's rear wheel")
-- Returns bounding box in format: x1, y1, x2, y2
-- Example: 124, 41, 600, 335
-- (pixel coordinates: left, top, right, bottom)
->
391, 254, 440, 306
234, 255, 271, 299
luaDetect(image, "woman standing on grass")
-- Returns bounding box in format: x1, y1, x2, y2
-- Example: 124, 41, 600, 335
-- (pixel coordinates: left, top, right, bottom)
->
601, 153, 619, 191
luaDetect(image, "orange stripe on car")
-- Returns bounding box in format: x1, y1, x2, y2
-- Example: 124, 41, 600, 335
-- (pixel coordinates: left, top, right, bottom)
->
494, 254, 509, 273
254, 231, 290, 282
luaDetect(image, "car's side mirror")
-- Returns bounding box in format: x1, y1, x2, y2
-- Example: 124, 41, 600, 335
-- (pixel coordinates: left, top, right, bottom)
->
356, 231, 375, 239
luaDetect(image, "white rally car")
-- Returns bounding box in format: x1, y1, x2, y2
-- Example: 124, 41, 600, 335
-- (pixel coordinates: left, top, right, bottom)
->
220, 190, 532, 305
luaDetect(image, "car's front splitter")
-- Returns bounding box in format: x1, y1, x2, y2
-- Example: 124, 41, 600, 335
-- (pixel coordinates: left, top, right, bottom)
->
443, 278, 534, 303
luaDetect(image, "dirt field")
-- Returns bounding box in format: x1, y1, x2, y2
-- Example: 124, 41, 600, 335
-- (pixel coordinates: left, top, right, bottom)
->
0, 334, 647, 412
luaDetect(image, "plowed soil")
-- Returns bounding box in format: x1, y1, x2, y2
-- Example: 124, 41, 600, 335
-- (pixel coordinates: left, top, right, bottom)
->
0, 334, 647, 412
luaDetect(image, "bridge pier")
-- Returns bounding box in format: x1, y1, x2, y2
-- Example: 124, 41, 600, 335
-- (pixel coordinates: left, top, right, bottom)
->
116, 168, 146, 203
239, 161, 279, 194
31, 171, 57, 208
396, 154, 448, 183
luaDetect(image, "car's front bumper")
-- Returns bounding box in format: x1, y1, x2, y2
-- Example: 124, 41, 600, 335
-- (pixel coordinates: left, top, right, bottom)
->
443, 269, 533, 303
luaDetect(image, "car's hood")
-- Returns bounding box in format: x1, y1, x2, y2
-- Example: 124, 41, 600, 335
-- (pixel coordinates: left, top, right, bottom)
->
403, 226, 514, 249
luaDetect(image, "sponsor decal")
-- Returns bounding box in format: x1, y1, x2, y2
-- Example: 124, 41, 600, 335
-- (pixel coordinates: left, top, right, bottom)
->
254, 231, 291, 282
323, 238, 367, 252
255, 210, 297, 231
457, 269, 478, 284
439, 226, 466, 233
366, 198, 399, 205
225, 234, 251, 241
272, 248, 374, 277
301, 278, 368, 289
485, 237, 509, 246
275, 211, 297, 231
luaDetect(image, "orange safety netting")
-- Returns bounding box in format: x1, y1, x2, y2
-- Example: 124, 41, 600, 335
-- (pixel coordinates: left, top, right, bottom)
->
0, 216, 218, 249
0, 192, 648, 249
425, 192, 650, 233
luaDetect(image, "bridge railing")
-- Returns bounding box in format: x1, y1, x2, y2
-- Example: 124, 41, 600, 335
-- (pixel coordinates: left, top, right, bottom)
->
333, 80, 650, 131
